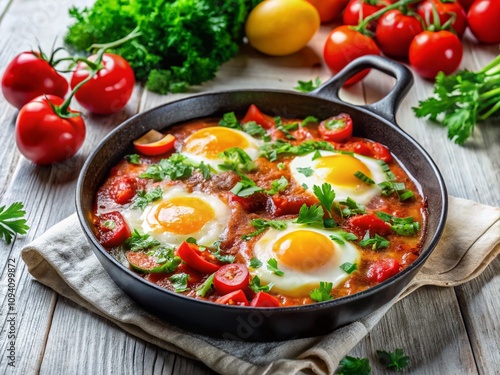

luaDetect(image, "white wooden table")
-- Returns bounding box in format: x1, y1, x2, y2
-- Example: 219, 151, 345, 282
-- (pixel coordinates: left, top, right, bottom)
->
1, 1, 498, 374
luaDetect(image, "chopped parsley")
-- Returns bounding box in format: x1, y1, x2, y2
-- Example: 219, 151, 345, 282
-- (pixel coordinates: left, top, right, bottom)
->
294, 204, 324, 226
297, 167, 314, 177
340, 262, 358, 274
267, 258, 284, 276
231, 174, 263, 197
242, 219, 287, 240
140, 153, 195, 181
359, 232, 390, 250
294, 77, 321, 93
146, 246, 181, 273
259, 139, 334, 161
170, 273, 190, 293
313, 183, 336, 220
376, 212, 420, 236
125, 230, 161, 251
329, 231, 358, 245
218, 147, 257, 174
133, 187, 163, 209
377, 348, 410, 372
309, 281, 334, 302
249, 275, 274, 293
210, 241, 235, 263
274, 116, 298, 140
124, 154, 140, 164
378, 181, 414, 201
301, 116, 319, 127
243, 121, 267, 139
249, 257, 263, 269
339, 197, 366, 217
266, 176, 289, 195
196, 273, 215, 297
218, 112, 241, 129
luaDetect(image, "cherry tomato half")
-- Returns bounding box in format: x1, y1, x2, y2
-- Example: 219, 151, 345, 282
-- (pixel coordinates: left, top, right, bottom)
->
348, 214, 392, 238
467, 0, 500, 44
2, 51, 68, 109
133, 130, 176, 156
242, 104, 275, 129
417, 0, 467, 38
409, 30, 463, 79
176, 241, 221, 274
109, 176, 138, 205
250, 291, 280, 308
215, 289, 249, 306
15, 95, 85, 165
214, 263, 250, 295
323, 25, 381, 86
71, 53, 135, 115
318, 113, 353, 142
96, 211, 131, 248
367, 258, 400, 283
375, 10, 424, 59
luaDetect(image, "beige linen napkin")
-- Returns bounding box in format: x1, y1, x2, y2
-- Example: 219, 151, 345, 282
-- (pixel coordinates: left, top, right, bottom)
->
21, 195, 499, 375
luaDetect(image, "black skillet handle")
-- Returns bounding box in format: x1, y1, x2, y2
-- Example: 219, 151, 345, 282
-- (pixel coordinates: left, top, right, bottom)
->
310, 55, 414, 125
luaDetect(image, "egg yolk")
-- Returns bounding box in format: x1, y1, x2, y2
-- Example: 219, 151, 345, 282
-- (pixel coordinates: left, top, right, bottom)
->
183, 127, 250, 159
316, 154, 372, 188
272, 230, 335, 271
148, 197, 215, 234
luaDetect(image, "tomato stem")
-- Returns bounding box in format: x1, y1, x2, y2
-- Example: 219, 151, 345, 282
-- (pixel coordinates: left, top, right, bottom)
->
88, 26, 142, 52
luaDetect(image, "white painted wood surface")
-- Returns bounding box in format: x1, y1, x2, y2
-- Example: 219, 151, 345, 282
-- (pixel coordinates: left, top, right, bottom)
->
0, 1, 498, 374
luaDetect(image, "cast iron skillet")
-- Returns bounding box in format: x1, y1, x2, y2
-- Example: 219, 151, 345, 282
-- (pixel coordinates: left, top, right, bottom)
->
76, 55, 447, 341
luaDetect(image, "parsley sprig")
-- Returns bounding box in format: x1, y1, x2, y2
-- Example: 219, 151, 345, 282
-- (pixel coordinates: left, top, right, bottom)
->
377, 348, 410, 372
0, 202, 29, 244
337, 356, 371, 375
310, 281, 334, 302
125, 230, 161, 251
140, 153, 210, 181
259, 139, 334, 161
267, 258, 284, 276
242, 219, 287, 240
294, 77, 321, 93
359, 232, 390, 250
249, 275, 274, 293
218, 147, 257, 174
133, 187, 163, 209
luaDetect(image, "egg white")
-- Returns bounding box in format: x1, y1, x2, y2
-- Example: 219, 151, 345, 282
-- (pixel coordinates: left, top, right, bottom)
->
121, 187, 231, 247
250, 221, 361, 297
290, 150, 387, 205
180, 126, 263, 170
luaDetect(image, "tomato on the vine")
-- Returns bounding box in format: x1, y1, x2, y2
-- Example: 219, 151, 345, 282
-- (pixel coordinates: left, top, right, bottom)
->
343, 0, 385, 29
409, 30, 463, 79
71, 53, 135, 115
15, 95, 85, 165
467, 0, 500, 44
323, 25, 381, 86
375, 10, 424, 59
417, 0, 467, 38
2, 52, 68, 109
306, 0, 349, 23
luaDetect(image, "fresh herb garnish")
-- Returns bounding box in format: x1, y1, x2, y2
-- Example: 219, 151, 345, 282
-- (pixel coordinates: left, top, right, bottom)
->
337, 356, 371, 375
133, 187, 163, 209
310, 281, 333, 302
359, 232, 390, 250
354, 171, 375, 185
274, 117, 298, 140
196, 273, 215, 297
294, 77, 321, 93
249, 275, 274, 293
339, 197, 366, 217
218, 147, 257, 174
219, 111, 241, 129
294, 204, 324, 226
259, 139, 334, 161
231, 174, 263, 197
267, 258, 284, 276
312, 150, 322, 160
242, 121, 267, 139
266, 176, 289, 195
0, 202, 29, 244
140, 153, 193, 181
378, 181, 414, 201
297, 167, 314, 177
242, 219, 287, 240
377, 348, 410, 372
170, 273, 190, 293
249, 257, 263, 269
146, 246, 181, 273
210, 241, 235, 263
329, 231, 358, 245
313, 183, 336, 219
376, 212, 420, 236
379, 160, 396, 180
277, 162, 286, 170
301, 116, 319, 127
340, 262, 358, 274
125, 230, 161, 251
124, 154, 140, 164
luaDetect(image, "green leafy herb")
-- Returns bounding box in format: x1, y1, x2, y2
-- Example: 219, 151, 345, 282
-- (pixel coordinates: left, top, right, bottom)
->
310, 281, 333, 302
274, 117, 298, 140
302, 183, 309, 190
377, 348, 410, 372
294, 77, 321, 93
379, 160, 396, 181
133, 187, 163, 209
340, 262, 358, 274
146, 246, 181, 273
329, 231, 358, 245
249, 257, 263, 269
378, 181, 414, 201
359, 232, 390, 250
186, 237, 198, 244
198, 161, 212, 180
267, 258, 284, 276
266, 176, 289, 195
242, 219, 287, 240
376, 212, 420, 236
219, 111, 241, 129
294, 204, 324, 226
249, 275, 274, 293
354, 171, 375, 185
313, 183, 335, 217
413, 55, 500, 145
218, 147, 257, 174
210, 241, 235, 263
277, 162, 286, 170
0, 202, 29, 244
339, 197, 366, 217
242, 121, 267, 138
196, 273, 215, 297
259, 139, 334, 161
140, 153, 194, 181
231, 174, 263, 197
170, 273, 190, 293
125, 230, 161, 251
103, 220, 116, 230
301, 116, 318, 127
297, 167, 314, 177
312, 150, 322, 160
65, 0, 261, 94
124, 154, 140, 164
337, 356, 371, 375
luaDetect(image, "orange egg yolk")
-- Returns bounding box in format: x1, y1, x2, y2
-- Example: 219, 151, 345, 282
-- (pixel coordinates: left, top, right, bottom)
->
272, 230, 335, 271
183, 127, 250, 159
316, 154, 372, 188
148, 197, 215, 234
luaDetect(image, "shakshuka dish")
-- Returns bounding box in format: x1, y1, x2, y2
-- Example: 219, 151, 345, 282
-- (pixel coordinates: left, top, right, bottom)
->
92, 104, 427, 308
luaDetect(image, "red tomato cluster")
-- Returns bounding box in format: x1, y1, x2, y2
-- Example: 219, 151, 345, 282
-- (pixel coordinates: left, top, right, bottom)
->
320, 0, 500, 83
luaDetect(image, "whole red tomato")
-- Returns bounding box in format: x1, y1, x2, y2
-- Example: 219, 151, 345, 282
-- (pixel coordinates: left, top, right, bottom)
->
15, 95, 86, 165
1, 52, 68, 109
409, 30, 463, 79
467, 0, 500, 44
323, 25, 381, 86
71, 53, 135, 115
417, 0, 467, 38
375, 10, 424, 59
343, 0, 385, 29
306, 0, 349, 23
457, 0, 475, 11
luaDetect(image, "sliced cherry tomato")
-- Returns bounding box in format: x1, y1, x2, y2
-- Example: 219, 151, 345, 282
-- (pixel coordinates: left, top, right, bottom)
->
214, 263, 250, 295
109, 176, 137, 205
96, 211, 131, 248
318, 113, 353, 142
229, 192, 268, 212
375, 10, 424, 59
133, 130, 175, 156
306, 0, 349, 23
15, 95, 85, 165
417, 0, 467, 38
215, 289, 249, 306
70, 53, 135, 114
467, 0, 500, 44
366, 258, 400, 283
348, 214, 392, 237
242, 104, 276, 129
1, 51, 68, 109
176, 241, 221, 274
250, 291, 281, 308
409, 30, 463, 79
353, 142, 372, 157
271, 194, 317, 217
323, 25, 381, 86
